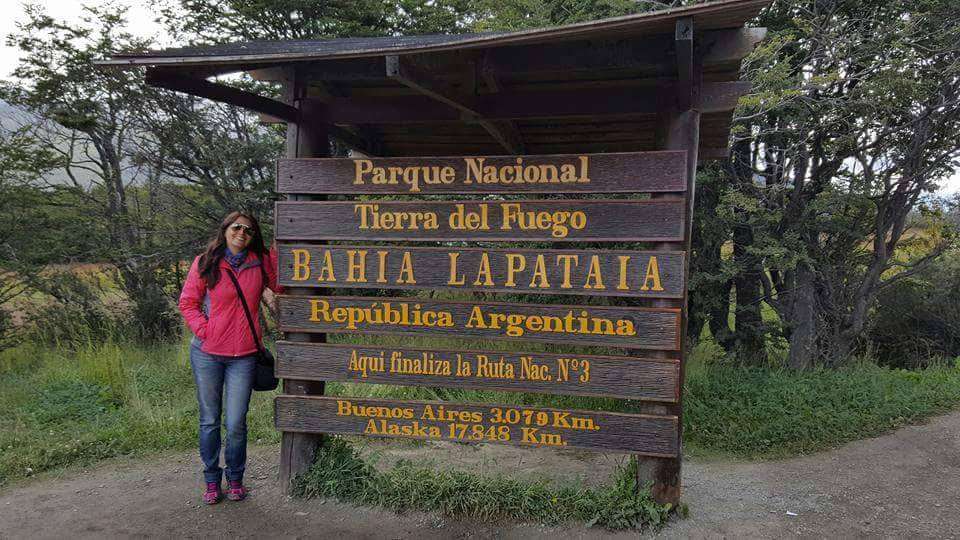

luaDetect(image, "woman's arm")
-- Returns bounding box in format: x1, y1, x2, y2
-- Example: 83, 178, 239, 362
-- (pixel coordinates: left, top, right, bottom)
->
265, 244, 285, 295
178, 257, 209, 339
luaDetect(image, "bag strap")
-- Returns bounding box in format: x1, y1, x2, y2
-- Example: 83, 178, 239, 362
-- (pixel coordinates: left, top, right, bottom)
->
225, 269, 264, 354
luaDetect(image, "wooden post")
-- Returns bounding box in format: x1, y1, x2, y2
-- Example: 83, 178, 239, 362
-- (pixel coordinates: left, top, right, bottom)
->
638, 17, 702, 506
278, 67, 330, 492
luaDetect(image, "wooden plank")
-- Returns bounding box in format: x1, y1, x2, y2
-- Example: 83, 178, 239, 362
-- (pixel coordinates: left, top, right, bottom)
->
275, 342, 680, 401
278, 296, 681, 350
246, 28, 765, 85
277, 245, 686, 299
104, 1, 769, 69
482, 28, 766, 77
278, 68, 329, 493
275, 395, 680, 456
675, 18, 694, 110
146, 68, 300, 123
385, 55, 524, 154
321, 82, 750, 124
277, 151, 686, 194
274, 199, 685, 242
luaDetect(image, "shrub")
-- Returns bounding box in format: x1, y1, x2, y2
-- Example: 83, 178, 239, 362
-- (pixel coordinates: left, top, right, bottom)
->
869, 253, 960, 367
293, 437, 674, 531
27, 270, 126, 346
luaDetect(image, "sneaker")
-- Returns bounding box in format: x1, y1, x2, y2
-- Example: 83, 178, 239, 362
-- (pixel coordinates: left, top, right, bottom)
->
202, 482, 221, 505
226, 480, 247, 501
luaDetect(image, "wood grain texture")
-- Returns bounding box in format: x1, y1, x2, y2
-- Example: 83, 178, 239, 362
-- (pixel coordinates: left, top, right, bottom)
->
277, 244, 686, 299
275, 199, 685, 242
278, 295, 681, 350
275, 341, 680, 401
274, 395, 679, 456
277, 151, 686, 194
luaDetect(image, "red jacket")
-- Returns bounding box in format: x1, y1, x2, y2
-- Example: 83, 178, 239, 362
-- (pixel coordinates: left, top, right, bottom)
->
178, 247, 284, 357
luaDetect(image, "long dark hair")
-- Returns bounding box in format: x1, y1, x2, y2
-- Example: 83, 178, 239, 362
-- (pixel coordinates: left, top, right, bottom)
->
198, 211, 267, 289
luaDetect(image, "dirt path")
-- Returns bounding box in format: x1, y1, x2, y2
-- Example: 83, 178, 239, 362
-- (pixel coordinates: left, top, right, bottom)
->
2, 411, 959, 539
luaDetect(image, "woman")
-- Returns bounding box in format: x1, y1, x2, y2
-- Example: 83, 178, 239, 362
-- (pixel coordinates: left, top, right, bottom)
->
178, 211, 283, 504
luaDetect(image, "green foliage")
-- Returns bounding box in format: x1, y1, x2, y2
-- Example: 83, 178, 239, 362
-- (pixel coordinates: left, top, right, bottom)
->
2, 332, 960, 498
293, 437, 673, 531
692, 0, 960, 368
22, 380, 120, 426
27, 270, 124, 346
154, 0, 478, 42
683, 360, 960, 458
470, 0, 642, 32
869, 250, 960, 367
0, 336, 280, 487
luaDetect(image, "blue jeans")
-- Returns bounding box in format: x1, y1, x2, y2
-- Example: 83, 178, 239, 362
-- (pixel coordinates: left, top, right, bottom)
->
190, 343, 256, 484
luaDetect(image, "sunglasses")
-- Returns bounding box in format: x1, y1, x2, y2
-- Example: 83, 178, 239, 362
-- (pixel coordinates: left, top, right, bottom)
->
229, 223, 256, 236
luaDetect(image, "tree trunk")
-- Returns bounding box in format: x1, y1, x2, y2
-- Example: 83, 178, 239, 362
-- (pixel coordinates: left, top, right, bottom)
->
787, 263, 818, 369
731, 223, 766, 364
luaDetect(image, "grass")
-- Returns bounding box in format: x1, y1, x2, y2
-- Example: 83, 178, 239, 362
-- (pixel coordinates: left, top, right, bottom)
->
683, 353, 960, 458
0, 337, 280, 488
293, 437, 676, 531
2, 334, 960, 527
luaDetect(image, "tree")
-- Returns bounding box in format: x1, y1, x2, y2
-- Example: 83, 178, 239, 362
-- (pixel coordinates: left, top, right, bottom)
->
152, 0, 478, 43
1, 4, 187, 339
699, 0, 960, 368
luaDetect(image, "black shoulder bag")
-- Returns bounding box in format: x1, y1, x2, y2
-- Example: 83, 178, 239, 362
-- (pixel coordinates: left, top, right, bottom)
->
224, 268, 278, 392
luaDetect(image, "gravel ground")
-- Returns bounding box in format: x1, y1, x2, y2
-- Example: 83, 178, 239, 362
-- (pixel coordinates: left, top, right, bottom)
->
2, 410, 958, 539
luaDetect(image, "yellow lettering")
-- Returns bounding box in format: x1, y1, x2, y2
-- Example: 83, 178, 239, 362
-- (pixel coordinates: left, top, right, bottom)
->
397, 251, 416, 284
556, 255, 579, 289
346, 250, 367, 283
309, 299, 330, 322
640, 256, 663, 292
354, 160, 373, 184
376, 251, 388, 283
616, 255, 630, 290
447, 252, 465, 286
529, 254, 550, 289
291, 248, 310, 281
505, 253, 526, 287
474, 253, 494, 286
584, 255, 605, 290
317, 250, 336, 282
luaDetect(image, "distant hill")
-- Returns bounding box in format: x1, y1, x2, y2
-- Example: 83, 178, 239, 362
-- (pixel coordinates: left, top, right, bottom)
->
0, 99, 100, 188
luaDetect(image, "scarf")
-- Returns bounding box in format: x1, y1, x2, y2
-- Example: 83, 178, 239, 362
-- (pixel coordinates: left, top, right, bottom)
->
223, 248, 248, 269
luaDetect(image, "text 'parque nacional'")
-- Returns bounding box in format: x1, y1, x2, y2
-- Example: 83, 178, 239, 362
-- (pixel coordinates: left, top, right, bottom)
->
276, 151, 688, 194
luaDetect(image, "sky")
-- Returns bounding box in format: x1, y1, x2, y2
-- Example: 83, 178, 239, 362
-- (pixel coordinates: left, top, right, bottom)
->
1, 0, 959, 195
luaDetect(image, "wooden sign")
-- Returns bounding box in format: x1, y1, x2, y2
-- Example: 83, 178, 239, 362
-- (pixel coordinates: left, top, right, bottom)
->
278, 295, 681, 350
275, 395, 679, 456
277, 245, 686, 298
277, 151, 687, 194
276, 342, 680, 401
274, 199, 685, 242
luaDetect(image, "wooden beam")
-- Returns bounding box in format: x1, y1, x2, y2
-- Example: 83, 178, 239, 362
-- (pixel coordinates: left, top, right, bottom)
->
479, 54, 525, 154
328, 125, 379, 156
676, 17, 694, 110
321, 81, 748, 124
146, 68, 378, 154
702, 27, 767, 65
246, 28, 766, 86
277, 67, 329, 494
698, 146, 730, 161
385, 55, 522, 153
146, 68, 300, 123
481, 28, 765, 78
